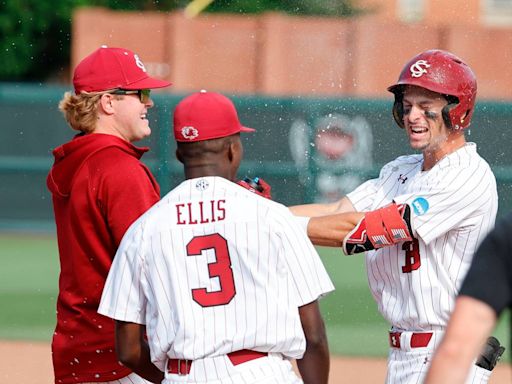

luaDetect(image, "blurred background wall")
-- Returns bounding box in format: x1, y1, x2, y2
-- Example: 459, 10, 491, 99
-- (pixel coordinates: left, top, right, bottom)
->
2, 0, 512, 231
70, 4, 512, 100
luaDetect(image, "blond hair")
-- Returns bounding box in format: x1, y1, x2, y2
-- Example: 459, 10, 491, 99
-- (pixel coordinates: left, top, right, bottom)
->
58, 91, 103, 133
58, 90, 125, 133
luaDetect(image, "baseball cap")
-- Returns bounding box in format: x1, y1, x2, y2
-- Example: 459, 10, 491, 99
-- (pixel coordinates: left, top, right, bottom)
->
174, 90, 255, 142
73, 45, 172, 93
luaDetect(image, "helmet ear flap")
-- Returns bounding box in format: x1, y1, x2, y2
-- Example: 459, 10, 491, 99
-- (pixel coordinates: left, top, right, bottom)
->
441, 105, 453, 129
442, 96, 460, 130
392, 92, 405, 129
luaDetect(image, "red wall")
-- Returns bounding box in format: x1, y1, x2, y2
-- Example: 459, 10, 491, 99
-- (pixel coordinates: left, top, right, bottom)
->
72, 7, 512, 100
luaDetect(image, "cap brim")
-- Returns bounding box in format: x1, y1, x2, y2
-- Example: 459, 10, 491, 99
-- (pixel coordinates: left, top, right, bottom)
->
240, 126, 255, 132
123, 77, 172, 90
387, 84, 402, 93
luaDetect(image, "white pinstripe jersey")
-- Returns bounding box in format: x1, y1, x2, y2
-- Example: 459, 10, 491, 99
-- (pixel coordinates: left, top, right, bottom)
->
99, 176, 334, 372
347, 143, 497, 331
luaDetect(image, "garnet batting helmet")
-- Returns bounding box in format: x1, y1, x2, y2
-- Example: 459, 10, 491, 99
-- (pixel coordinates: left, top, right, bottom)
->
388, 49, 477, 130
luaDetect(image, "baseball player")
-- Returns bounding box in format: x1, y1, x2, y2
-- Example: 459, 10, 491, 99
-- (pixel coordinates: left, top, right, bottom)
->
425, 211, 511, 383
47, 46, 171, 384
98, 91, 335, 384
291, 50, 499, 383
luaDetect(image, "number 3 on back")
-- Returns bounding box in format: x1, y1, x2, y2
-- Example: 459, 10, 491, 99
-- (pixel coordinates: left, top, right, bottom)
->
402, 238, 421, 273
187, 233, 236, 307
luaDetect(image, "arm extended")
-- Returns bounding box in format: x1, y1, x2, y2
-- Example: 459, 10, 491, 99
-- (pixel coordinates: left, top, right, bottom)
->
307, 211, 364, 247
307, 203, 413, 255
290, 196, 356, 217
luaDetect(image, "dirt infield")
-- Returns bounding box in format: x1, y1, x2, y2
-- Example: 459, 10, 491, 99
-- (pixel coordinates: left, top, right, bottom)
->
2, 340, 510, 383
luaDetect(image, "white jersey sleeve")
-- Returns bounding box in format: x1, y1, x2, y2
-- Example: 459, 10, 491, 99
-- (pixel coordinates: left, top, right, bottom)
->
347, 156, 422, 212
98, 219, 147, 325
270, 204, 335, 306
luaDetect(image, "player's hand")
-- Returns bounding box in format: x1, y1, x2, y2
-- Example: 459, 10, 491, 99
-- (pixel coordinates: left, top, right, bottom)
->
237, 177, 272, 199
342, 203, 412, 255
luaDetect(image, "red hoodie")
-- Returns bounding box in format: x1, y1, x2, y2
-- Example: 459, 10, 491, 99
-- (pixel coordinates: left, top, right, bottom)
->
47, 133, 160, 383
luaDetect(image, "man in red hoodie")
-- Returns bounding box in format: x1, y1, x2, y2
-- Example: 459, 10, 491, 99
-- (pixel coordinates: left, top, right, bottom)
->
46, 46, 171, 384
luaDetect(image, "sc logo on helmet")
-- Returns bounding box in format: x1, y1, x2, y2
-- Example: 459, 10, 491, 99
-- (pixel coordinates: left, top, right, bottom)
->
410, 60, 430, 78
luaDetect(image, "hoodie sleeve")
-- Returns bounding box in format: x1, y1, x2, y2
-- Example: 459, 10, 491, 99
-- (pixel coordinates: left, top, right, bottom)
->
91, 147, 160, 246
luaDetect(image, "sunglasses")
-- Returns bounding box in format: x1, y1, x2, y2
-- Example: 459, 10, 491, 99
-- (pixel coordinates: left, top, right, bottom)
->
110, 89, 151, 103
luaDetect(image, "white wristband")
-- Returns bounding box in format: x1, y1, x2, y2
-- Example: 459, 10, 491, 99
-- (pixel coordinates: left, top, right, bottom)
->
294, 216, 311, 233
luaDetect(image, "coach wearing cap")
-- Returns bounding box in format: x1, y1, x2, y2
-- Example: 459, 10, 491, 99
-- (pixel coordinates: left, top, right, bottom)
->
47, 46, 171, 384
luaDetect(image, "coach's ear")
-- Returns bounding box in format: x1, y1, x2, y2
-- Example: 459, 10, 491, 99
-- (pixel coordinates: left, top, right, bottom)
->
99, 93, 115, 115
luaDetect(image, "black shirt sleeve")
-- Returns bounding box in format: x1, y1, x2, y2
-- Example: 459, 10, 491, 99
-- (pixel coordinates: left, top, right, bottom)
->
459, 211, 512, 316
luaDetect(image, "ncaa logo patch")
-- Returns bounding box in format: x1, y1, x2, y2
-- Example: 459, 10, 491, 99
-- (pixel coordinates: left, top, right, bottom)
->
411, 197, 429, 216
410, 59, 430, 78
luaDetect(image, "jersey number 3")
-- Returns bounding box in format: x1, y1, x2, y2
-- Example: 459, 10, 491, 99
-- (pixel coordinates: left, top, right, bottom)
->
401, 238, 421, 273
187, 233, 236, 307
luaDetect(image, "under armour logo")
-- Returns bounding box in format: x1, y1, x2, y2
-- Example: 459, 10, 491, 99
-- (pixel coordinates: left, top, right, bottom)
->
391, 336, 397, 346
410, 60, 430, 78
398, 174, 408, 184
181, 126, 199, 140
134, 54, 147, 72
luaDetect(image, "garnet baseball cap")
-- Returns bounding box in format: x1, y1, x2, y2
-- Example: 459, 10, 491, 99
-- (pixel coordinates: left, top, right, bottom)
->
174, 90, 255, 142
73, 45, 172, 93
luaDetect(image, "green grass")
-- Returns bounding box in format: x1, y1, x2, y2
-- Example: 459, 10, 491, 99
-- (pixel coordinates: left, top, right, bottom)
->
0, 234, 59, 341
0, 234, 509, 361
318, 247, 389, 356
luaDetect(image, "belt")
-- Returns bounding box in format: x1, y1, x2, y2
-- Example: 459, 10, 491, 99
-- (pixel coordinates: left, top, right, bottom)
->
167, 349, 268, 375
389, 331, 433, 349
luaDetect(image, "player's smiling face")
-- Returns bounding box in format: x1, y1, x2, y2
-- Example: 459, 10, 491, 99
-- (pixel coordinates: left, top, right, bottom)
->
402, 85, 450, 153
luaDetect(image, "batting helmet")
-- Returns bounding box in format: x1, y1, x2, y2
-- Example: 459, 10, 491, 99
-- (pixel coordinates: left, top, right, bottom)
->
388, 49, 477, 130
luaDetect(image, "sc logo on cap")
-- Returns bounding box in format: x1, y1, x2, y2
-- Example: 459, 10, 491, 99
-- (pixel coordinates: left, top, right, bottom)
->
134, 54, 147, 73
182, 126, 199, 140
